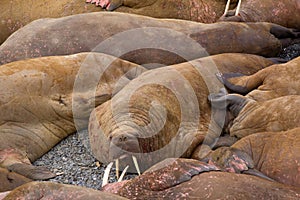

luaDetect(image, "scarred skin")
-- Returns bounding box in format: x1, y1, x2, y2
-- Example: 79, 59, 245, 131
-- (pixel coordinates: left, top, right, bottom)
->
219, 0, 300, 29
102, 158, 300, 199
88, 53, 277, 172
209, 93, 300, 138
2, 182, 128, 200
86, 0, 236, 22
0, 0, 102, 44
0, 52, 145, 180
0, 12, 298, 65
205, 128, 300, 187
0, 167, 31, 192
218, 56, 300, 101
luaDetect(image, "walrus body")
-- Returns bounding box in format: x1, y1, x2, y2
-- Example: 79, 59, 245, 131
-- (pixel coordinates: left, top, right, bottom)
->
0, 12, 298, 65
102, 158, 300, 200
220, 0, 300, 29
86, 0, 235, 23
0, 0, 103, 44
2, 182, 128, 200
88, 53, 277, 172
209, 93, 300, 138
0, 52, 145, 180
0, 167, 32, 192
219, 56, 300, 101
231, 128, 300, 187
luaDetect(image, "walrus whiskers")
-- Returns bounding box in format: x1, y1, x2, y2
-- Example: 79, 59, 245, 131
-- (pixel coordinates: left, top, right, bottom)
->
115, 159, 119, 180
118, 166, 129, 182
235, 0, 242, 16
132, 156, 141, 176
102, 162, 114, 187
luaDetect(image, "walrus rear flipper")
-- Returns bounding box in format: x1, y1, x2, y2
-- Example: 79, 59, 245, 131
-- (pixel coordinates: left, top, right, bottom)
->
7, 163, 56, 180
243, 169, 275, 182
270, 25, 300, 48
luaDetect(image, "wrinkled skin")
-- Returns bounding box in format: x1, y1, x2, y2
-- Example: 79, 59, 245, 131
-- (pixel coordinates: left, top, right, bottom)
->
0, 52, 145, 180
209, 92, 300, 138
0, 167, 31, 192
0, 12, 298, 65
232, 128, 300, 187
218, 56, 300, 101
86, 0, 237, 23
2, 182, 128, 200
88, 53, 277, 172
0, 0, 102, 44
102, 158, 300, 199
220, 0, 300, 29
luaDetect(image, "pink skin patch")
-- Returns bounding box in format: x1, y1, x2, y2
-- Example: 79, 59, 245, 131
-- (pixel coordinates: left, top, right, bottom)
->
86, 0, 111, 9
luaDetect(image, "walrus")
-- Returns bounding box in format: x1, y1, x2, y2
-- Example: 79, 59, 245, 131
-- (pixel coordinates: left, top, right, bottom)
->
101, 158, 300, 200
85, 0, 236, 22
2, 182, 128, 200
0, 12, 299, 65
0, 167, 32, 192
88, 53, 278, 174
208, 91, 300, 138
0, 52, 146, 180
219, 0, 300, 29
0, 0, 103, 45
204, 128, 300, 187
217, 56, 300, 101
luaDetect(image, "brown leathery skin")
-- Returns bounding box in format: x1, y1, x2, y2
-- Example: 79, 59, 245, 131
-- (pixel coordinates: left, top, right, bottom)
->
220, 56, 300, 101
0, 12, 296, 65
0, 167, 32, 192
102, 158, 300, 200
88, 53, 276, 172
0, 0, 102, 45
219, 0, 300, 29
230, 95, 300, 138
3, 182, 128, 200
0, 52, 145, 180
232, 128, 300, 187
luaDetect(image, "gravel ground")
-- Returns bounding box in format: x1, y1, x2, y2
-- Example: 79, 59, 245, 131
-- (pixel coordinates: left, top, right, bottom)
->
33, 43, 300, 189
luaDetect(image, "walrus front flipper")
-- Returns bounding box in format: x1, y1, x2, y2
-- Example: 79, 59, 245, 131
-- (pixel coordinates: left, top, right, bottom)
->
7, 163, 56, 180
270, 25, 300, 48
243, 169, 275, 182
216, 72, 250, 94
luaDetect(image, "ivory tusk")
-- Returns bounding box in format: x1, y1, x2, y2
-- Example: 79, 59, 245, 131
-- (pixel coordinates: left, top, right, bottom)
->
132, 156, 141, 176
116, 159, 119, 180
224, 0, 231, 15
117, 165, 129, 182
102, 162, 114, 187
235, 0, 242, 16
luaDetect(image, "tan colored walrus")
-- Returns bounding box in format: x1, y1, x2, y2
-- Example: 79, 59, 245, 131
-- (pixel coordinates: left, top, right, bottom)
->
0, 52, 145, 180
0, 0, 101, 44
0, 12, 299, 65
218, 56, 300, 101
207, 128, 300, 187
209, 92, 300, 138
88, 53, 278, 173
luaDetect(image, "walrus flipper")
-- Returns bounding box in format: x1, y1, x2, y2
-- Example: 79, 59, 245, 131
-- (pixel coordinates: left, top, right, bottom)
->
243, 169, 275, 182
7, 163, 56, 180
216, 72, 251, 94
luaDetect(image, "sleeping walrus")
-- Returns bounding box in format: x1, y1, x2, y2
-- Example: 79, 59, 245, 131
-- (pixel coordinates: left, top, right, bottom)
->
0, 52, 145, 180
217, 56, 300, 101
88, 53, 278, 174
0, 12, 299, 65
209, 91, 300, 138
204, 128, 300, 187
220, 0, 300, 29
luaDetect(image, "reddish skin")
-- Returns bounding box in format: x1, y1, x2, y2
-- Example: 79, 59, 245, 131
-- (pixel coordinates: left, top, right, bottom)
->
220, 0, 300, 29
102, 158, 300, 199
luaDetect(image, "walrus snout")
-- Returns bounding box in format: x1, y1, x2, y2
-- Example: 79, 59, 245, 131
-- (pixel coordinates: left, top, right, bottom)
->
109, 133, 140, 157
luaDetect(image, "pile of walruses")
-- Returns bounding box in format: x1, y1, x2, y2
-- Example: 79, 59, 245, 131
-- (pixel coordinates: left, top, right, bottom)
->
0, 0, 299, 199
